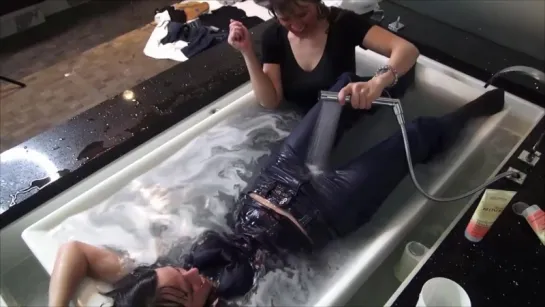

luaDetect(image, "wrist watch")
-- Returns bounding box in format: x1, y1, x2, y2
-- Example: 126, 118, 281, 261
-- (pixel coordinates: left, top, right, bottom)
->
375, 65, 399, 88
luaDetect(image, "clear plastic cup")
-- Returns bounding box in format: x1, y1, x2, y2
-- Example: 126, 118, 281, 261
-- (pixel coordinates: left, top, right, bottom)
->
416, 277, 471, 307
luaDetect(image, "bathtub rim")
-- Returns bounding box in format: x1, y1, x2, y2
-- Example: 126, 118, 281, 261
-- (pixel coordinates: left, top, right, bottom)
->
21, 52, 545, 307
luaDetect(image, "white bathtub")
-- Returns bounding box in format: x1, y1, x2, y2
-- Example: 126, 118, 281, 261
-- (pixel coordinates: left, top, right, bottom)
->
21, 48, 544, 307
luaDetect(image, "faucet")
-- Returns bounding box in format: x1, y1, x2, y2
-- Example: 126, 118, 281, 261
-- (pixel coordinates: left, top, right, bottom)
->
485, 66, 545, 163
484, 65, 545, 88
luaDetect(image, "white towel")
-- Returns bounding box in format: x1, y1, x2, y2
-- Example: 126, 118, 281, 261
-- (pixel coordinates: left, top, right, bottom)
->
144, 11, 189, 62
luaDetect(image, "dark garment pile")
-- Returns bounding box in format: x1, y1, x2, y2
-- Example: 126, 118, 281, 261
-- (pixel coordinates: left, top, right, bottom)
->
158, 5, 263, 59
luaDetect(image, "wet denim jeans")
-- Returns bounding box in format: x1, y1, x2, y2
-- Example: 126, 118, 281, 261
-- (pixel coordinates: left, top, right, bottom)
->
188, 71, 468, 300
265, 71, 464, 238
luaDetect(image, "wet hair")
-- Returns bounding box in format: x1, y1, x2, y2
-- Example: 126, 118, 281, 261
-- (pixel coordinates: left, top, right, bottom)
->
100, 231, 255, 307
266, 0, 330, 20
101, 264, 195, 307
101, 265, 159, 307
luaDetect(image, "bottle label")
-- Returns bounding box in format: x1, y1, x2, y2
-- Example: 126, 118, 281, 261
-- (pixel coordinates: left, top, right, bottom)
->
527, 209, 545, 232
466, 220, 490, 238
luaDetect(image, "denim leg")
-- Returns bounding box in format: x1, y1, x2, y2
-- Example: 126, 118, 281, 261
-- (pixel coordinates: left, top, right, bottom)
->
313, 115, 458, 236
264, 71, 414, 182
277, 72, 370, 160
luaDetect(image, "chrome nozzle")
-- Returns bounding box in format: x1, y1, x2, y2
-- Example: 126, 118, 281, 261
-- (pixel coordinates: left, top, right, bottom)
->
319, 90, 400, 106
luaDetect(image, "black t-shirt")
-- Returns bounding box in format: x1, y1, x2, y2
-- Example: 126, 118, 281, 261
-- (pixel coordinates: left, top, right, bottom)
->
261, 7, 373, 110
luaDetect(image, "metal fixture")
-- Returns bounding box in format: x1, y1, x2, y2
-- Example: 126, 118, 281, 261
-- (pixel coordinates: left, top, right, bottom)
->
484, 66, 545, 88
320, 91, 399, 107
319, 91, 518, 202
486, 66, 544, 168
370, 9, 385, 23
506, 167, 527, 185
518, 150, 541, 166
388, 16, 405, 32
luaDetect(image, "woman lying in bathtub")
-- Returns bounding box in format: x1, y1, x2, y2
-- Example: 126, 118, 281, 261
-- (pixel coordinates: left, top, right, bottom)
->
49, 75, 505, 307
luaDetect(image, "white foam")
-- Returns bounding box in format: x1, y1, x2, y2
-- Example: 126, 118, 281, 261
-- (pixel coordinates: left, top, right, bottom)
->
46, 105, 379, 306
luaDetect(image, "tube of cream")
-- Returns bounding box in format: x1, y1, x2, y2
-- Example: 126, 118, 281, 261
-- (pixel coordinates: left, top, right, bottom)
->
512, 202, 545, 245
465, 189, 517, 242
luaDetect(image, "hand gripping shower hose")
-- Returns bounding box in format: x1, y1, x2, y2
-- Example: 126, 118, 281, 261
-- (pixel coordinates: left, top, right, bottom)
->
318, 91, 518, 202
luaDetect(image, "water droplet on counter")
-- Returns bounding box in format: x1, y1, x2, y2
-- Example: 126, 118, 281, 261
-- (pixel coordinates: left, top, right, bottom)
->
59, 137, 65, 141
57, 169, 70, 176
77, 141, 109, 161
123, 90, 135, 100
7, 169, 71, 206
8, 177, 51, 207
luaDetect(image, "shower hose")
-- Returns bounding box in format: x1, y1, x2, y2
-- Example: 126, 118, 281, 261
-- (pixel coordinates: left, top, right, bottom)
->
393, 101, 516, 202
314, 92, 518, 203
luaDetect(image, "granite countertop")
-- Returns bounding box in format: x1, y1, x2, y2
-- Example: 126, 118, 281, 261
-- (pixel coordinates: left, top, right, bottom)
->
0, 1, 544, 305
0, 20, 267, 227
390, 119, 545, 306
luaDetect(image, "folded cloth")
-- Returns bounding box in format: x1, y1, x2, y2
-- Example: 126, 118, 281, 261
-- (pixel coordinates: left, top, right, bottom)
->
179, 15, 263, 58
144, 18, 189, 62
160, 21, 185, 45
146, 2, 265, 62
160, 19, 203, 45
181, 26, 228, 58
199, 6, 247, 30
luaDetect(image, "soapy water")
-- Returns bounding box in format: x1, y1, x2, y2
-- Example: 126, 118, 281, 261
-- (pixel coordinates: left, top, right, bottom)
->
48, 106, 360, 306
47, 103, 522, 305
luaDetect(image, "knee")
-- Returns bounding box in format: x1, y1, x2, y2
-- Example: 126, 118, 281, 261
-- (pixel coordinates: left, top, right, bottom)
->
329, 73, 367, 92
336, 72, 360, 86
338, 72, 358, 81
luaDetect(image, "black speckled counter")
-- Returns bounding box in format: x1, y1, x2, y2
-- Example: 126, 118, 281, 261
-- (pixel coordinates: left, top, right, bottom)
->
1, 2, 544, 306
0, 19, 269, 227
390, 119, 545, 307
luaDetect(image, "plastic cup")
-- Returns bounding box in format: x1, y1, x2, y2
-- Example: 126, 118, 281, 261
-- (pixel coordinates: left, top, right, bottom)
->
416, 277, 471, 307
394, 241, 429, 282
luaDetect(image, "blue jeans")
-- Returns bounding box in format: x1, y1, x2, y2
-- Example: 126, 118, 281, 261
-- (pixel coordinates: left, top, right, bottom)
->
184, 74, 501, 300
270, 72, 462, 237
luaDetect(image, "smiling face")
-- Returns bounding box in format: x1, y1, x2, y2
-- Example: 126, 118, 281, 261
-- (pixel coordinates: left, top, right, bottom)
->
154, 267, 214, 307
272, 0, 322, 37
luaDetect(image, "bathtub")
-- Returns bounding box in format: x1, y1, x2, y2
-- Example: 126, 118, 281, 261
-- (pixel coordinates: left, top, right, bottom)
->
21, 48, 544, 307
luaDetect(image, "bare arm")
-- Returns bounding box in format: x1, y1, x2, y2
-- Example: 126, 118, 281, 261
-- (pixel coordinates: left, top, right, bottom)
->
49, 241, 126, 307
242, 49, 283, 109
362, 25, 420, 87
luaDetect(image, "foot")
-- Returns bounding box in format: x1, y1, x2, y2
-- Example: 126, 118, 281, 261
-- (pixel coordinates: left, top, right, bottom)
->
438, 89, 505, 148
458, 88, 506, 120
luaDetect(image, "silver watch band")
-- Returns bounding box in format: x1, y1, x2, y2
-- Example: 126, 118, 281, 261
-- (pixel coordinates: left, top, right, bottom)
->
375, 65, 399, 88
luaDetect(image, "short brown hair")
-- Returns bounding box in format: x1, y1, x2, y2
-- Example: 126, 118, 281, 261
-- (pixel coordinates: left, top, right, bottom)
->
266, 0, 329, 19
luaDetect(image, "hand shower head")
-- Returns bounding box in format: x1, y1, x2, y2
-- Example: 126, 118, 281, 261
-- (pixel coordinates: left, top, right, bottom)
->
319, 91, 401, 106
